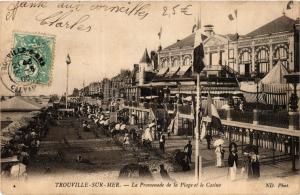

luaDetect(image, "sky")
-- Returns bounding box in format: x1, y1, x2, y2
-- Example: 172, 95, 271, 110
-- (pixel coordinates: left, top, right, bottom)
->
0, 1, 299, 96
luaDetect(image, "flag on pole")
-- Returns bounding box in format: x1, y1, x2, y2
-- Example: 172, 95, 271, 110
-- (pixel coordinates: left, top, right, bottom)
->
193, 25, 205, 73
66, 54, 71, 65
191, 95, 200, 128
192, 16, 202, 33
192, 24, 197, 33
228, 14, 234, 21
287, 1, 293, 9
228, 9, 238, 21
158, 26, 162, 40
234, 9, 238, 18
203, 93, 223, 133
200, 120, 207, 140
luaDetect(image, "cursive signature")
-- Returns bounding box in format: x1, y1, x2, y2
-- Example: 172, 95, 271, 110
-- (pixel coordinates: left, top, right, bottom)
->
35, 10, 92, 32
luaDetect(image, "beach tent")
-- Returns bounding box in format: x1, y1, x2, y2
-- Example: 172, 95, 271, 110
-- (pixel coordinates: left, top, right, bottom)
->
261, 61, 291, 105
240, 61, 291, 105
1, 96, 42, 112
261, 61, 289, 84
239, 81, 264, 103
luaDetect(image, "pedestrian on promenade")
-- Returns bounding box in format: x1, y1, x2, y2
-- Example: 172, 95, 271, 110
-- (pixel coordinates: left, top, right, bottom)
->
205, 134, 213, 150
130, 128, 137, 141
228, 149, 238, 181
248, 151, 260, 179
123, 133, 130, 149
160, 164, 174, 181
142, 125, 153, 149
239, 100, 244, 112
184, 140, 193, 164
221, 145, 225, 166
284, 136, 289, 154
159, 132, 166, 153
149, 120, 157, 140
215, 145, 222, 167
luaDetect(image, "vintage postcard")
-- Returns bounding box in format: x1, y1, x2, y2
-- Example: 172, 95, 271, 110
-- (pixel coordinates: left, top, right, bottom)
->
0, 1, 299, 194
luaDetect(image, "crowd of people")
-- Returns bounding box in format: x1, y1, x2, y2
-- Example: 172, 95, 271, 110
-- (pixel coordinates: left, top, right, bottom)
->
1, 110, 51, 178
214, 140, 261, 181
0, 98, 267, 181
70, 101, 263, 182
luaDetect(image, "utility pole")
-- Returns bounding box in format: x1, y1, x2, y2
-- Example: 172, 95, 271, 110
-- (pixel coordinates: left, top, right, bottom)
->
195, 73, 201, 181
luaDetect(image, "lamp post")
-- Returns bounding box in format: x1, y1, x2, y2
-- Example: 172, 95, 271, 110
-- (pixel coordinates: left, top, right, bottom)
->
253, 62, 260, 125
284, 73, 299, 171
65, 54, 71, 109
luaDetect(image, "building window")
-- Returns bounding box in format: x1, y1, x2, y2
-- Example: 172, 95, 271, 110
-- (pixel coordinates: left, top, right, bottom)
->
256, 47, 269, 73
275, 47, 287, 59
210, 52, 219, 65
241, 51, 251, 63
172, 58, 179, 67
274, 45, 288, 69
229, 49, 234, 59
183, 56, 191, 66
161, 59, 167, 68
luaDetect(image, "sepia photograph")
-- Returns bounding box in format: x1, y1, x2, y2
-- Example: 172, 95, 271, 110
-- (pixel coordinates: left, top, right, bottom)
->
0, 1, 299, 194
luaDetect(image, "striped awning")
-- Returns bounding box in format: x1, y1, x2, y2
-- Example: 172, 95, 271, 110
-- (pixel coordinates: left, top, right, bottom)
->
170, 86, 241, 95
166, 66, 180, 77
177, 65, 191, 76
157, 67, 169, 76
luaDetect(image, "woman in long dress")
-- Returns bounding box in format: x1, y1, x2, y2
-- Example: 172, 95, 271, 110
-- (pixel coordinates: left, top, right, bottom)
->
215, 145, 222, 167
251, 153, 260, 179
228, 151, 238, 181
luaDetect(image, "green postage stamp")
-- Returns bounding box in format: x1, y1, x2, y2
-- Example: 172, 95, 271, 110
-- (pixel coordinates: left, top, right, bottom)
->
1, 32, 55, 93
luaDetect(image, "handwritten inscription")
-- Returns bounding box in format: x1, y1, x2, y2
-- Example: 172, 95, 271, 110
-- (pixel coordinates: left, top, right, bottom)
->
89, 2, 150, 20
6, 1, 47, 21
162, 4, 192, 17
5, 1, 193, 33
35, 10, 92, 32
57, 2, 82, 12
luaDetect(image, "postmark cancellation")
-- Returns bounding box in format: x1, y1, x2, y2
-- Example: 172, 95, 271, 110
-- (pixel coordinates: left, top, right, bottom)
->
1, 32, 55, 94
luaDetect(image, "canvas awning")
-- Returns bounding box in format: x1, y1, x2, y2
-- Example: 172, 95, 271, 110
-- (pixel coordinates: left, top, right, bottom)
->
141, 82, 177, 87
177, 66, 191, 76
240, 81, 263, 93
171, 86, 241, 95
165, 66, 180, 77
261, 61, 289, 84
145, 96, 159, 100
157, 67, 169, 76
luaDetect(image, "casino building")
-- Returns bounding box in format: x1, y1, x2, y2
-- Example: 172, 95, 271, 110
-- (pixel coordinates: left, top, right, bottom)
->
134, 15, 299, 106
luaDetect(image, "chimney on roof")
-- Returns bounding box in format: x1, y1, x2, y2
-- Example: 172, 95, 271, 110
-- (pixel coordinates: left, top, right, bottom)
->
204, 24, 214, 37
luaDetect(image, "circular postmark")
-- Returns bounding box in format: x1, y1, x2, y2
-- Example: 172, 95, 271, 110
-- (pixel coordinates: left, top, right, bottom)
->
1, 47, 45, 93
1, 32, 55, 94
